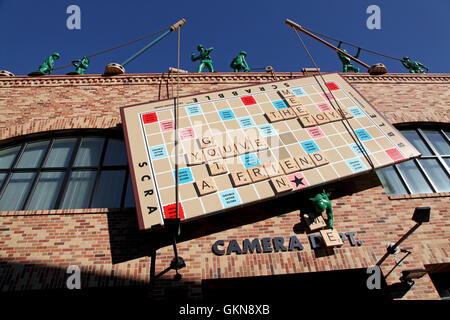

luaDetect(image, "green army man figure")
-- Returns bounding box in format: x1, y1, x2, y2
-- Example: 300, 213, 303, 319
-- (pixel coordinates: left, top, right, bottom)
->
29, 52, 60, 76
191, 44, 215, 73
401, 57, 429, 73
67, 56, 90, 75
337, 41, 361, 73
230, 51, 250, 72
310, 192, 334, 229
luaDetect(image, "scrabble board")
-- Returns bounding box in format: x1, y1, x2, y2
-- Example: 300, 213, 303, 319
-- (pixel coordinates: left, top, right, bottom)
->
120, 73, 420, 231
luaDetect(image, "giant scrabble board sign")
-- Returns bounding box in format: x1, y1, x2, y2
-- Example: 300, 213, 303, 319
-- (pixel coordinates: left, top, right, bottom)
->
121, 73, 420, 230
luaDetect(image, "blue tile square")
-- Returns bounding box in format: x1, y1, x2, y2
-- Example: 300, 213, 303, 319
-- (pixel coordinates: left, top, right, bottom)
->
219, 189, 242, 208
350, 143, 369, 156
291, 87, 307, 96
150, 145, 168, 160
258, 124, 276, 137
238, 116, 255, 128
354, 129, 372, 141
240, 153, 260, 168
300, 140, 320, 154
272, 100, 288, 110
219, 109, 235, 120
186, 104, 202, 116
348, 106, 365, 118
173, 167, 193, 184
346, 158, 367, 173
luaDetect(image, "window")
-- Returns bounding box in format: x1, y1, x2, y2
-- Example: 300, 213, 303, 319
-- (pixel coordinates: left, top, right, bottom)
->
0, 133, 135, 211
376, 127, 450, 195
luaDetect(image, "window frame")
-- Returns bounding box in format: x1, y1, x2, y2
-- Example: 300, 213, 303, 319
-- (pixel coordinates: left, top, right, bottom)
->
379, 126, 450, 195
0, 130, 132, 211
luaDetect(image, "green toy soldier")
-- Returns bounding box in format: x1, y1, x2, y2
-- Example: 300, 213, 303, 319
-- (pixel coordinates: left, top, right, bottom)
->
28, 52, 60, 76
191, 44, 215, 73
337, 41, 361, 73
401, 57, 429, 73
310, 192, 334, 229
67, 56, 90, 75
230, 51, 250, 72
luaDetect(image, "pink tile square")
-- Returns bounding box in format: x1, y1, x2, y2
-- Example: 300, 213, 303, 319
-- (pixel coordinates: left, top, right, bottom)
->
287, 172, 309, 190
306, 126, 325, 139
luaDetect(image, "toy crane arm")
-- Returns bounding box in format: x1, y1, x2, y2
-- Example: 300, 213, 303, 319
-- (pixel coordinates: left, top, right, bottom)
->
285, 19, 371, 70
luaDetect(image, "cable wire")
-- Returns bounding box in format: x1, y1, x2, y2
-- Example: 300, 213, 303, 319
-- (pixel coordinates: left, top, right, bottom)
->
303, 26, 403, 62
292, 27, 375, 170
53, 26, 171, 71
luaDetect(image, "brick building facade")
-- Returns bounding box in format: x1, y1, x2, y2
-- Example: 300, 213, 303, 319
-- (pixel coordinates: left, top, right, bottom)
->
0, 72, 449, 305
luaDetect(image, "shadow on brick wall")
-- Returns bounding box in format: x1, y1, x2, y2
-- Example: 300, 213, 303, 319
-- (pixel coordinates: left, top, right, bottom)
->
105, 172, 382, 265
0, 259, 200, 306
177, 171, 382, 243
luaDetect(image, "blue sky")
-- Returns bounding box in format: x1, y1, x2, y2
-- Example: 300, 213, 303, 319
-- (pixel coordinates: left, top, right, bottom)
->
0, 0, 448, 76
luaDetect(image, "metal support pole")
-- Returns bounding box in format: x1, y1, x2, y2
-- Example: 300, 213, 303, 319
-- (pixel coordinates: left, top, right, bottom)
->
384, 250, 412, 280
376, 223, 421, 266
121, 18, 186, 67
285, 18, 371, 70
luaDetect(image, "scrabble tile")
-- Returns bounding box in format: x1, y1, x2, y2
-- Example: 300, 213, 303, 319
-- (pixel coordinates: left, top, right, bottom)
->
279, 158, 301, 174
298, 115, 317, 128
324, 110, 343, 122
309, 151, 329, 167
320, 229, 344, 247
264, 162, 284, 177
194, 177, 217, 196
219, 143, 237, 158
199, 136, 215, 149
284, 95, 303, 107
292, 106, 309, 117
203, 146, 223, 161
207, 160, 228, 176
312, 113, 330, 125
278, 108, 297, 120
270, 176, 293, 194
249, 136, 268, 151
339, 108, 354, 119
304, 215, 327, 231
278, 88, 295, 98
230, 170, 253, 187
247, 165, 269, 182
294, 154, 316, 170
265, 111, 284, 123
186, 149, 205, 166
235, 138, 254, 155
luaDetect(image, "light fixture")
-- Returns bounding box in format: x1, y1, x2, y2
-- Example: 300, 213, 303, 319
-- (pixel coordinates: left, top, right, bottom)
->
378, 207, 431, 266
411, 207, 431, 224
400, 269, 428, 287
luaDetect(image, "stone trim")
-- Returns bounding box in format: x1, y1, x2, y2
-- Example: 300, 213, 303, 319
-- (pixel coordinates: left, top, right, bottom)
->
1, 72, 449, 88
0, 208, 131, 217
389, 192, 450, 200
0, 116, 121, 141
384, 112, 450, 125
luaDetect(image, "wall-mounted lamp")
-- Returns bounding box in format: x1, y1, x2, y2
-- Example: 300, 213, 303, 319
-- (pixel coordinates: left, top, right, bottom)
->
411, 207, 431, 224
378, 207, 430, 266
400, 269, 428, 287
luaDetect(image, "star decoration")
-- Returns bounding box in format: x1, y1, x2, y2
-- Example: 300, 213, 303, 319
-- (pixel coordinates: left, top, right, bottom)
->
291, 175, 304, 187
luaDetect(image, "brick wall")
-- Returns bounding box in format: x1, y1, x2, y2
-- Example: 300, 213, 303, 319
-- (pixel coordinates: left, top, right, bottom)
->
0, 72, 448, 300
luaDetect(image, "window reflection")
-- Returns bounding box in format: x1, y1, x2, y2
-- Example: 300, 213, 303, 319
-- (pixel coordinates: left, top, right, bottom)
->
0, 134, 134, 211
377, 128, 450, 195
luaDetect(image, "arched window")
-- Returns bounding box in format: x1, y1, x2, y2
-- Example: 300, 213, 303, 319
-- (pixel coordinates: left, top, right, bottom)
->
0, 132, 135, 211
376, 126, 450, 195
